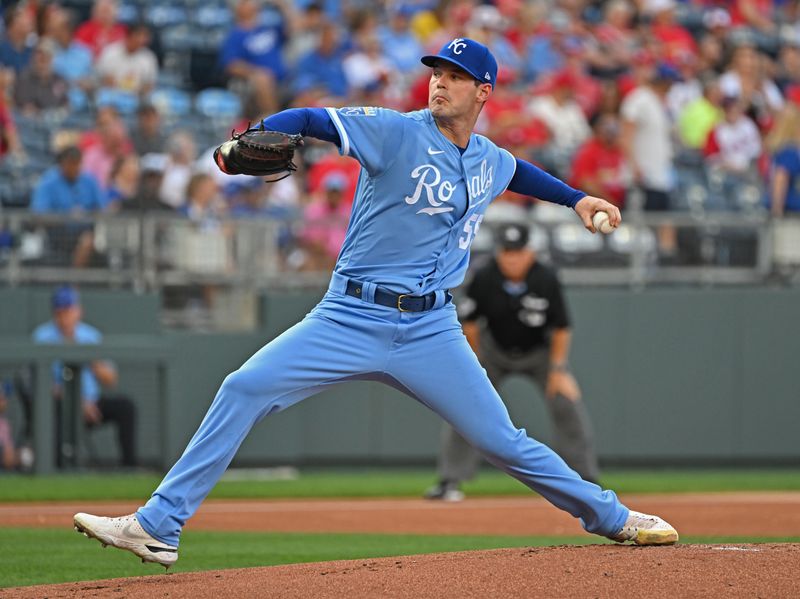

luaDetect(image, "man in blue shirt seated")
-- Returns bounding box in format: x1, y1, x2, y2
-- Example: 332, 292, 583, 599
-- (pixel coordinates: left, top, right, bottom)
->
31, 146, 106, 214
219, 0, 288, 116
29, 286, 137, 468
0, 6, 34, 74
292, 21, 350, 102
30, 146, 106, 267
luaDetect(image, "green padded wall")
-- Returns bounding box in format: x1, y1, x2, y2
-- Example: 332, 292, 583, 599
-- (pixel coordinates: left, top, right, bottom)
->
2, 286, 799, 468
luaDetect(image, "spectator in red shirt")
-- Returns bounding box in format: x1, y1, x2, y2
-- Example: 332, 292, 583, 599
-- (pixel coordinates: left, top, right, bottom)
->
80, 105, 133, 190
729, 0, 775, 34
300, 172, 351, 271
589, 0, 636, 78
530, 44, 602, 118
0, 68, 23, 160
570, 113, 628, 209
645, 0, 698, 63
74, 0, 126, 60
306, 151, 359, 205
483, 70, 549, 155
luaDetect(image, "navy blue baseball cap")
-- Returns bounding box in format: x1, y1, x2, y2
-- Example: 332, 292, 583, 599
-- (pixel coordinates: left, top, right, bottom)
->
654, 62, 682, 82
52, 285, 80, 310
497, 223, 530, 250
421, 38, 498, 88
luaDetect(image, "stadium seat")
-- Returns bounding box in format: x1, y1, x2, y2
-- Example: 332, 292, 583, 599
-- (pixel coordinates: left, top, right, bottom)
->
195, 88, 241, 122
95, 88, 140, 115
59, 0, 92, 22
0, 178, 35, 209
160, 24, 194, 53
117, 2, 141, 25
684, 182, 709, 214
158, 25, 195, 86
189, 43, 226, 91
773, 218, 800, 267
149, 88, 192, 123
482, 201, 528, 224
550, 222, 605, 265
144, 4, 188, 30
532, 201, 575, 224
193, 4, 233, 29
607, 224, 658, 260
528, 223, 550, 255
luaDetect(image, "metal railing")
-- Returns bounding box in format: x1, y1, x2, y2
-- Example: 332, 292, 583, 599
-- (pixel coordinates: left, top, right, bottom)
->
1, 209, 799, 293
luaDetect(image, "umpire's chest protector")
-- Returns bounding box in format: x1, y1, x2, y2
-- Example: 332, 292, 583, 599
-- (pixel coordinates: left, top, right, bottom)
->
326, 107, 517, 294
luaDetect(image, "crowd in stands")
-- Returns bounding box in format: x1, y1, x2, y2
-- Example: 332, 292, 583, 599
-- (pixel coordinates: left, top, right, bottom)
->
2, 0, 800, 274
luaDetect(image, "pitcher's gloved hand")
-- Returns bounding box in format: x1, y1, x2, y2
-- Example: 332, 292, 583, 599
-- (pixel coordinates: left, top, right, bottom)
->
214, 124, 304, 182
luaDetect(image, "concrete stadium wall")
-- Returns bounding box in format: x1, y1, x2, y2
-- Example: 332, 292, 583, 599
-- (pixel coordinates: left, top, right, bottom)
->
1, 286, 798, 468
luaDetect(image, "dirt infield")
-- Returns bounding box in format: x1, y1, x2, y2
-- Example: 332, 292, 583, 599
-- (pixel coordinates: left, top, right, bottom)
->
3, 492, 800, 598
2, 492, 800, 536
5, 544, 800, 598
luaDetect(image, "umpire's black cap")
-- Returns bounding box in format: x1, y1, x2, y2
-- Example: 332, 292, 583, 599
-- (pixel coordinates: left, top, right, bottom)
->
496, 223, 530, 251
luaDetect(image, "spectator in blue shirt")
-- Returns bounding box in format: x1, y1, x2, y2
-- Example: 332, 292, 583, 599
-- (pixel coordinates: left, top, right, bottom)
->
31, 146, 106, 267
220, 0, 288, 116
0, 5, 35, 74
30, 286, 137, 467
293, 21, 350, 102
467, 5, 522, 80
31, 146, 106, 214
377, 5, 423, 76
50, 8, 95, 110
767, 104, 800, 216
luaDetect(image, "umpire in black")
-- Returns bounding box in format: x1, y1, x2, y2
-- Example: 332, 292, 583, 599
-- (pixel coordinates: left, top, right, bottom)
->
426, 222, 600, 501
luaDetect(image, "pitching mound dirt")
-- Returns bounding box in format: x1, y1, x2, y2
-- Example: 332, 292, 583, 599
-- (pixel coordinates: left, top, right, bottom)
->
5, 544, 800, 598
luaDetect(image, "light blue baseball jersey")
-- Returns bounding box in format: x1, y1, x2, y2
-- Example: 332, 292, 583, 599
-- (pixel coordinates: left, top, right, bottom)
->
325, 106, 517, 295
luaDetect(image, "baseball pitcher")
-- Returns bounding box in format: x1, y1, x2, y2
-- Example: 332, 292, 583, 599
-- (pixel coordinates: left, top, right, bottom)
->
74, 38, 678, 567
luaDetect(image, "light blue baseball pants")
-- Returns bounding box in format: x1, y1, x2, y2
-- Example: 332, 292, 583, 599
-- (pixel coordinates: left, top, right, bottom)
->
137, 274, 628, 545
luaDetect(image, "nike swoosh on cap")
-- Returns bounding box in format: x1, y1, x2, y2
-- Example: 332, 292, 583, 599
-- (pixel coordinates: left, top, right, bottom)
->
428, 147, 445, 155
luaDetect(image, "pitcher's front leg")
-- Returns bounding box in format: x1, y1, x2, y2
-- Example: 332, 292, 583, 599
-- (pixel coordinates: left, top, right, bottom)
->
390, 324, 628, 536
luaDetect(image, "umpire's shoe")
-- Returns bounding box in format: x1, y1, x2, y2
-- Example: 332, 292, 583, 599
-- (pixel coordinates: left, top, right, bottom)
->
423, 480, 465, 502
608, 510, 679, 545
74, 512, 178, 568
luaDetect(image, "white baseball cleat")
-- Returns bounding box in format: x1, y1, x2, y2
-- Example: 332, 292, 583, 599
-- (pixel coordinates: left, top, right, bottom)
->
609, 510, 679, 545
73, 512, 178, 568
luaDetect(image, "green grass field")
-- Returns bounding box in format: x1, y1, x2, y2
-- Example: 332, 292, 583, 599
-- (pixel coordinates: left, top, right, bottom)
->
1, 467, 799, 503
1, 468, 798, 588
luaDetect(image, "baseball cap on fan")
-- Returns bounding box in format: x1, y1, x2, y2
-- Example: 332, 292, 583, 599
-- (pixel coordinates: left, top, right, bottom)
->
51, 285, 80, 310
421, 38, 498, 88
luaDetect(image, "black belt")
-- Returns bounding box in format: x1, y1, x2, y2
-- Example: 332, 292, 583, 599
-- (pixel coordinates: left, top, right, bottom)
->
345, 280, 451, 312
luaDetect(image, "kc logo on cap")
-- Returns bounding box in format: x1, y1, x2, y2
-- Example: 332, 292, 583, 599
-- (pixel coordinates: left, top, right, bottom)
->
421, 37, 499, 88
447, 38, 468, 54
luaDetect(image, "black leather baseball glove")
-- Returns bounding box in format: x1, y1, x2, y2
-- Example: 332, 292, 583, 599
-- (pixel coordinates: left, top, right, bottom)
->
214, 124, 303, 181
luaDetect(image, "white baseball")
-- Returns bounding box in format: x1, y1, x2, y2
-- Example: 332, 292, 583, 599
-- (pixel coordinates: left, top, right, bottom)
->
592, 211, 615, 234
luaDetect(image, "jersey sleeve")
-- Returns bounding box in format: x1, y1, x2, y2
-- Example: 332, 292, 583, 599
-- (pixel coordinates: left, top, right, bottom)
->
324, 107, 407, 176
491, 147, 518, 199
